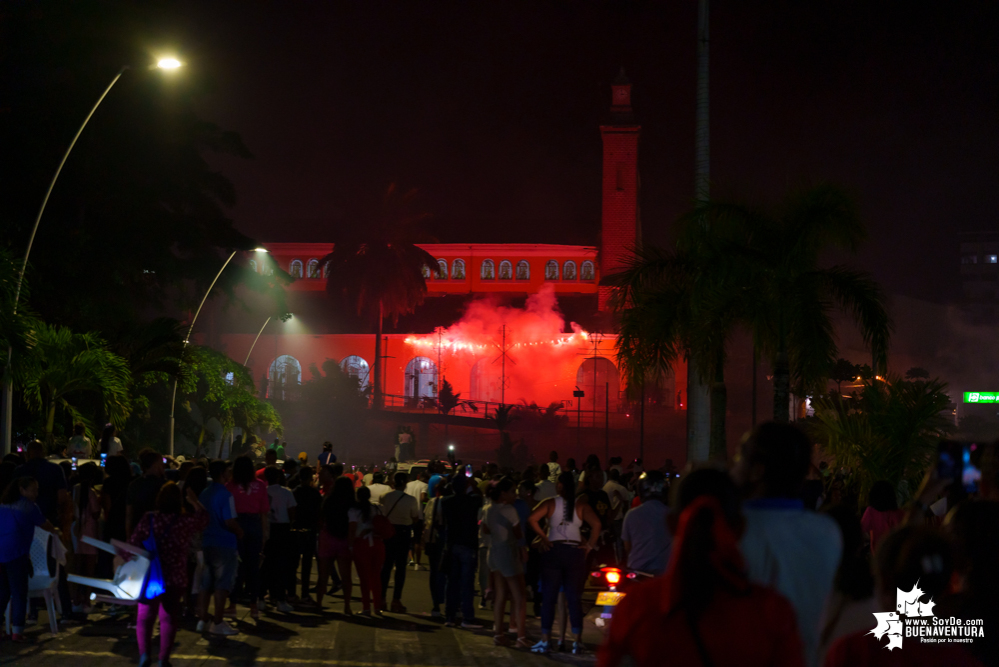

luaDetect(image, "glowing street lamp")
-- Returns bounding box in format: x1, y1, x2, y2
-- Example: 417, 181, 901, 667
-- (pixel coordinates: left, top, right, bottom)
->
1, 58, 184, 455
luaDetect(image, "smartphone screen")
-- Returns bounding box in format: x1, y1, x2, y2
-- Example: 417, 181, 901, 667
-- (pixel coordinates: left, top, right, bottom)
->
71, 457, 78, 471
100, 453, 107, 468
465, 464, 473, 478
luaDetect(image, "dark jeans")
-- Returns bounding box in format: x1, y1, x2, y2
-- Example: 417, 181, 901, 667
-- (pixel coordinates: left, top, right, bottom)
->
380, 525, 411, 603
540, 543, 586, 635
297, 530, 317, 597
234, 514, 263, 603
445, 543, 478, 623
0, 554, 31, 631
263, 523, 294, 601
426, 540, 446, 610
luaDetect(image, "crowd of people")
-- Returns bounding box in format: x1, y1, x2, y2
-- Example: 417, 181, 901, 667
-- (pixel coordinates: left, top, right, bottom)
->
0, 423, 997, 667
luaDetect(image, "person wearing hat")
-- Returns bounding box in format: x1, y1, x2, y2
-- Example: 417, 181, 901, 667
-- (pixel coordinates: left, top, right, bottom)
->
298, 452, 308, 465
318, 442, 336, 467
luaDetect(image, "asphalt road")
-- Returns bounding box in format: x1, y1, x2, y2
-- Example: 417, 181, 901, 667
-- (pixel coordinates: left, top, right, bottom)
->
0, 561, 605, 666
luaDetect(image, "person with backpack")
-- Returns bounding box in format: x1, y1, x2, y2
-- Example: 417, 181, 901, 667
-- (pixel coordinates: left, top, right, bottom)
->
349, 486, 386, 616
378, 472, 423, 613
126, 481, 208, 667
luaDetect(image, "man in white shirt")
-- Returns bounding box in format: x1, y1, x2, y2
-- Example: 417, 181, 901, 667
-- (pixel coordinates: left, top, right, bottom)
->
603, 468, 632, 521
367, 472, 392, 505
405, 472, 430, 568
535, 464, 557, 501
379, 472, 424, 612
733, 422, 842, 667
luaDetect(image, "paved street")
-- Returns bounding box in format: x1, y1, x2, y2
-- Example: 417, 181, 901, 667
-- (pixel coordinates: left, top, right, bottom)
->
0, 565, 604, 666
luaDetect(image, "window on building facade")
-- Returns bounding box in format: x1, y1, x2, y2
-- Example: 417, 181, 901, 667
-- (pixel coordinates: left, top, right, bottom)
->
580, 260, 595, 281
481, 259, 495, 280
339, 355, 370, 389
248, 259, 257, 273
436, 259, 448, 279
267, 354, 301, 401
962, 255, 979, 265
563, 261, 577, 280
452, 259, 466, 280
545, 260, 559, 280
289, 259, 304, 279
516, 260, 530, 280
405, 357, 438, 399
422, 264, 432, 279
499, 260, 513, 280
307, 259, 320, 278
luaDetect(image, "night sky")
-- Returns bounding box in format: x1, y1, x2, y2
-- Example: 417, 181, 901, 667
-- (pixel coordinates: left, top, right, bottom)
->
129, 1, 999, 304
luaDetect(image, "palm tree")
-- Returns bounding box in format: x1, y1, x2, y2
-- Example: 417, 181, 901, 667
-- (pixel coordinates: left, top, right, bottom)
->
321, 184, 436, 409
21, 323, 132, 445
490, 404, 517, 468
688, 184, 892, 422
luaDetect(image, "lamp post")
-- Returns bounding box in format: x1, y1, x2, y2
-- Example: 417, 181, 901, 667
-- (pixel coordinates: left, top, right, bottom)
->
167, 247, 266, 456
1, 58, 183, 455
243, 316, 273, 367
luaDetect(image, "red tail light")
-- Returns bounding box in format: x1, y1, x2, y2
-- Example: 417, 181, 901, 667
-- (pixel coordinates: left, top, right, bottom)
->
604, 569, 622, 585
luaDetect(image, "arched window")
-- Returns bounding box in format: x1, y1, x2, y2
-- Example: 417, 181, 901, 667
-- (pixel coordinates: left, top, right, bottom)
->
481, 259, 495, 280
307, 259, 320, 278
404, 357, 438, 399
581, 260, 595, 281
452, 259, 466, 280
339, 355, 370, 390
436, 259, 448, 280
248, 259, 258, 273
545, 260, 559, 280
576, 357, 620, 412
323, 262, 329, 278
267, 355, 301, 401
516, 260, 530, 280
422, 264, 432, 279
499, 260, 513, 280
563, 261, 577, 280
289, 259, 303, 279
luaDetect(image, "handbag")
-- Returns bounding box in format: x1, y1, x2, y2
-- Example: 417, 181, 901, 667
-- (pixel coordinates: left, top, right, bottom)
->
140, 515, 167, 600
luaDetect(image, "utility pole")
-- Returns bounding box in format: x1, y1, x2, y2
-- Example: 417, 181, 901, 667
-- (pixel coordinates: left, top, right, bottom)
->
491, 325, 515, 405
605, 381, 610, 464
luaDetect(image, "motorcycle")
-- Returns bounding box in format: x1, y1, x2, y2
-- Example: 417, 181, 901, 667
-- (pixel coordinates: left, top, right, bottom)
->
591, 565, 654, 628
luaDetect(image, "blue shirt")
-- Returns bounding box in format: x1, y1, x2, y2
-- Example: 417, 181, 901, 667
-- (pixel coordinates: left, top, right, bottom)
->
318, 451, 336, 466
200, 483, 238, 550
13, 459, 67, 523
0, 499, 46, 562
428, 474, 443, 499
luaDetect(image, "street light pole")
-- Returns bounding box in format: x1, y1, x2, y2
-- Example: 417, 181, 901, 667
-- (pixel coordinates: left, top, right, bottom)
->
243, 316, 273, 367
167, 250, 238, 456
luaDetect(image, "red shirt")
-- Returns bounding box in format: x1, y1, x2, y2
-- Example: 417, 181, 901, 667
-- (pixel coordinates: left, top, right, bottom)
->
824, 628, 983, 667
598, 578, 805, 667
226, 480, 270, 515
860, 507, 905, 553
128, 510, 208, 589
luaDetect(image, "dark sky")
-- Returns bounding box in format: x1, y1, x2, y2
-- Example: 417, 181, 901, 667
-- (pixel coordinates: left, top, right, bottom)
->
169, 1, 996, 304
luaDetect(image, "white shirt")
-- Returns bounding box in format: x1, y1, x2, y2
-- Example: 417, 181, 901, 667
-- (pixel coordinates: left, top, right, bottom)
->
485, 502, 519, 545
379, 489, 423, 526
603, 480, 632, 519
405, 479, 428, 504
266, 485, 297, 524
535, 479, 557, 501
362, 473, 374, 486
67, 436, 91, 458
368, 483, 392, 505
740, 504, 843, 667
105, 437, 123, 457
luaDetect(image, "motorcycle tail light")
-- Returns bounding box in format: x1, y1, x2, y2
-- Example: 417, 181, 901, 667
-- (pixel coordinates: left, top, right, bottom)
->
605, 570, 622, 585
627, 572, 637, 580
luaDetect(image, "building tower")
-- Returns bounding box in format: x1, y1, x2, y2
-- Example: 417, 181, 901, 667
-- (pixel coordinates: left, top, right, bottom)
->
599, 69, 641, 312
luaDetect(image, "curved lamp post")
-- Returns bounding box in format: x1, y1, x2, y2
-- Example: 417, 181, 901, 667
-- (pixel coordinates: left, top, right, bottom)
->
1, 58, 183, 455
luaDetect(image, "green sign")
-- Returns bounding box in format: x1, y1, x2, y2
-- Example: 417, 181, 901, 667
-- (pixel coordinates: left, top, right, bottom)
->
964, 392, 999, 403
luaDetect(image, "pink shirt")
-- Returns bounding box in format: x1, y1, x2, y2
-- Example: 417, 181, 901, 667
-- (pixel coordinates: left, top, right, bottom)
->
860, 507, 905, 552
226, 480, 270, 515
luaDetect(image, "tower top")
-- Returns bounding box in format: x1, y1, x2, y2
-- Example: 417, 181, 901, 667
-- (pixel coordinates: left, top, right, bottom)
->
610, 67, 633, 123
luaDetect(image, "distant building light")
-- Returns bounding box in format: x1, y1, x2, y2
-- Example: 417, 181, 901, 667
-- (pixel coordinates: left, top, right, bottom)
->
989, 255, 998, 264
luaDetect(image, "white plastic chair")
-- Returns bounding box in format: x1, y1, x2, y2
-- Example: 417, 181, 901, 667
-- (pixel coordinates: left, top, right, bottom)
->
67, 536, 149, 606
5, 527, 62, 635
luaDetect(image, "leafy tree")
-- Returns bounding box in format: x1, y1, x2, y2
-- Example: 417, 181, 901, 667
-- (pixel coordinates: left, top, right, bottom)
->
905, 367, 931, 380
21, 323, 132, 447
436, 378, 477, 445
490, 404, 517, 468
291, 359, 369, 460
829, 358, 860, 396
811, 375, 952, 504
321, 184, 437, 408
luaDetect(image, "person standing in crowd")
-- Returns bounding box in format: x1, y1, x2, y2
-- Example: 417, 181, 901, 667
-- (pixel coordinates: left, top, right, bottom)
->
316, 476, 355, 613
427, 461, 446, 500
733, 422, 842, 667
440, 474, 484, 628
255, 449, 279, 480
99, 455, 132, 576
14, 440, 69, 530
126, 449, 167, 537
564, 458, 580, 483
262, 466, 297, 613
535, 465, 556, 501
578, 468, 614, 568
379, 472, 423, 613
70, 462, 102, 613
349, 486, 385, 616
529, 471, 602, 654
860, 480, 904, 553
422, 475, 448, 619
67, 422, 92, 458
126, 482, 207, 667
598, 468, 806, 667
318, 442, 335, 467
547, 451, 561, 483
181, 466, 209, 617
292, 466, 322, 604
485, 477, 529, 648
603, 468, 632, 561
227, 455, 270, 619
406, 471, 429, 569
0, 477, 58, 642
621, 471, 671, 575
368, 472, 392, 505
99, 424, 123, 457
198, 460, 243, 636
